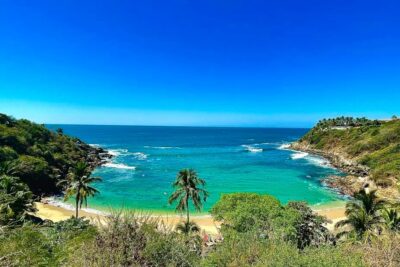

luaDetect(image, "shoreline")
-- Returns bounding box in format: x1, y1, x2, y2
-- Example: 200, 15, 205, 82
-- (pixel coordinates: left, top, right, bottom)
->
35, 142, 350, 234
35, 199, 346, 234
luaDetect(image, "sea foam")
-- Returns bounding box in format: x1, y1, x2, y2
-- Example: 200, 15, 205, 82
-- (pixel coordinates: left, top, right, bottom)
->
108, 149, 128, 156
290, 151, 309, 159
43, 197, 108, 216
278, 143, 291, 150
103, 162, 136, 170
242, 145, 263, 153
133, 152, 148, 160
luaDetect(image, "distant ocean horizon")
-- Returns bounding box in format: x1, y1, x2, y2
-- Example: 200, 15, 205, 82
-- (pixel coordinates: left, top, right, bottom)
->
46, 125, 346, 214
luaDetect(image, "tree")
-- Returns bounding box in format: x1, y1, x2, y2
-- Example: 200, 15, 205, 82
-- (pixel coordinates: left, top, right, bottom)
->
168, 169, 208, 234
287, 201, 332, 249
335, 189, 386, 239
59, 162, 101, 218
0, 175, 36, 225
211, 193, 299, 241
175, 221, 200, 234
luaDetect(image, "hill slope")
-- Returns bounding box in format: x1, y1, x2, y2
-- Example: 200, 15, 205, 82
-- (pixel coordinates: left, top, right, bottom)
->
0, 113, 110, 196
292, 117, 400, 197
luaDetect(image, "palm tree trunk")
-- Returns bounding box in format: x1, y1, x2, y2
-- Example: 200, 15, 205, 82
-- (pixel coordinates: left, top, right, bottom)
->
186, 196, 190, 228
75, 192, 80, 218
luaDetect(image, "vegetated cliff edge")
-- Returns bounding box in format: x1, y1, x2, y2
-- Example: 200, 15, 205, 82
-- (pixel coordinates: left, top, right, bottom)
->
290, 117, 400, 200
0, 113, 111, 196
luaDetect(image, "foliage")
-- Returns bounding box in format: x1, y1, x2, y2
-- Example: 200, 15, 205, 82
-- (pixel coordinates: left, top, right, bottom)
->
382, 208, 400, 232
1, 201, 399, 266
169, 169, 208, 233
0, 113, 103, 195
211, 193, 299, 241
58, 161, 102, 218
0, 218, 96, 266
300, 117, 400, 186
202, 231, 364, 267
315, 117, 381, 129
335, 189, 386, 239
68, 211, 201, 266
287, 201, 333, 249
0, 175, 36, 226
175, 221, 200, 234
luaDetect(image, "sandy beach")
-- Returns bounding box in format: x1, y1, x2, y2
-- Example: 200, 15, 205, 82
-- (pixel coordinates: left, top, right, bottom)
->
34, 201, 346, 234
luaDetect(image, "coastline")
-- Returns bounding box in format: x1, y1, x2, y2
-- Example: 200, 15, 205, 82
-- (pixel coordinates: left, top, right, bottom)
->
289, 142, 370, 197
34, 142, 351, 234
34, 199, 346, 233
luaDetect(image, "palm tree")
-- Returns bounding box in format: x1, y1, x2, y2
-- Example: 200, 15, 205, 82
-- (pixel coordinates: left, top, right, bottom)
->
175, 221, 200, 234
58, 162, 102, 218
335, 189, 386, 239
168, 169, 208, 233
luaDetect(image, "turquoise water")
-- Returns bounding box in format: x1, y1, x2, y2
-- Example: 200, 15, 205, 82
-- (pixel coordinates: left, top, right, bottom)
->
47, 125, 345, 213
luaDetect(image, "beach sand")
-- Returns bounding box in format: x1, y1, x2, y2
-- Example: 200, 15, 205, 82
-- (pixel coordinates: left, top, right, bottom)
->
35, 202, 221, 234
35, 201, 346, 234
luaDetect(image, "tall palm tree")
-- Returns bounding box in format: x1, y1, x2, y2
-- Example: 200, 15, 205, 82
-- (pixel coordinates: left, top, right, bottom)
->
168, 169, 208, 233
335, 189, 386, 239
58, 162, 102, 218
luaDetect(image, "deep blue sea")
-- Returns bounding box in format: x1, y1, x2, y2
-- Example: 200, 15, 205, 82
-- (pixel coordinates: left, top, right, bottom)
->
47, 125, 345, 213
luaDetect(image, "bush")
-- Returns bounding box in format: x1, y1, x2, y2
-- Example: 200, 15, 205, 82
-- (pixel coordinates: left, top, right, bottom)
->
68, 211, 201, 266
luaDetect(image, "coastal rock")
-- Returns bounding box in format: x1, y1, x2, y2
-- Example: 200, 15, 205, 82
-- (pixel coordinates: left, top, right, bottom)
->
290, 142, 371, 197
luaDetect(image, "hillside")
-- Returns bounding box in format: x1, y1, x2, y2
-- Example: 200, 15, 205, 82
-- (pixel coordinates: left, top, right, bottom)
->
0, 113, 110, 196
291, 117, 400, 197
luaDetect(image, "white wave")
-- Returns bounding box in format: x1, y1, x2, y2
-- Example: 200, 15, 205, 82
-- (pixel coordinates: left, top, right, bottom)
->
242, 145, 263, 153
304, 155, 331, 168
107, 149, 129, 157
278, 143, 291, 150
42, 197, 108, 216
103, 162, 136, 170
291, 151, 309, 159
89, 144, 101, 148
133, 152, 148, 160
145, 146, 181, 149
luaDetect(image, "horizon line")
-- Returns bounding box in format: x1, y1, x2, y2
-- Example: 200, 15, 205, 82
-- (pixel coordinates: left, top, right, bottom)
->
45, 122, 311, 129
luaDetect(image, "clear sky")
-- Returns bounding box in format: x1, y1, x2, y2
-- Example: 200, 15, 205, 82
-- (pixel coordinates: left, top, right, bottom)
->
1, 0, 399, 127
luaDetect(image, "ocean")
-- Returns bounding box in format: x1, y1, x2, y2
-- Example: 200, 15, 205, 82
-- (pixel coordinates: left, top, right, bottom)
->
47, 125, 345, 214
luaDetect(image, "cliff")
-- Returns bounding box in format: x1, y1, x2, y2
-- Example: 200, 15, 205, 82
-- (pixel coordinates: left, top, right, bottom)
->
0, 113, 111, 196
291, 117, 400, 199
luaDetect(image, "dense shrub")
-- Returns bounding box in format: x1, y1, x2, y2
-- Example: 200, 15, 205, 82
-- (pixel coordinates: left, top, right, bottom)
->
0, 113, 104, 195
300, 118, 400, 184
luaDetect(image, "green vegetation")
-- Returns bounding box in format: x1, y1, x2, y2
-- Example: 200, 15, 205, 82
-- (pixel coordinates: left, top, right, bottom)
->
299, 117, 400, 186
1, 114, 400, 266
168, 169, 209, 234
315, 116, 381, 129
0, 113, 106, 195
1, 192, 399, 266
0, 175, 36, 226
335, 189, 387, 239
58, 161, 102, 218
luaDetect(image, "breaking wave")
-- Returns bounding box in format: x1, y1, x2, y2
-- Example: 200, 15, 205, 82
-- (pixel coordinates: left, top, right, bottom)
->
278, 143, 291, 150
103, 162, 136, 170
108, 149, 128, 156
242, 145, 263, 153
290, 151, 309, 159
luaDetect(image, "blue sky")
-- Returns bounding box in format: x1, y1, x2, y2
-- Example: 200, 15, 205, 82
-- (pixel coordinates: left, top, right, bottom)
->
1, 0, 399, 127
